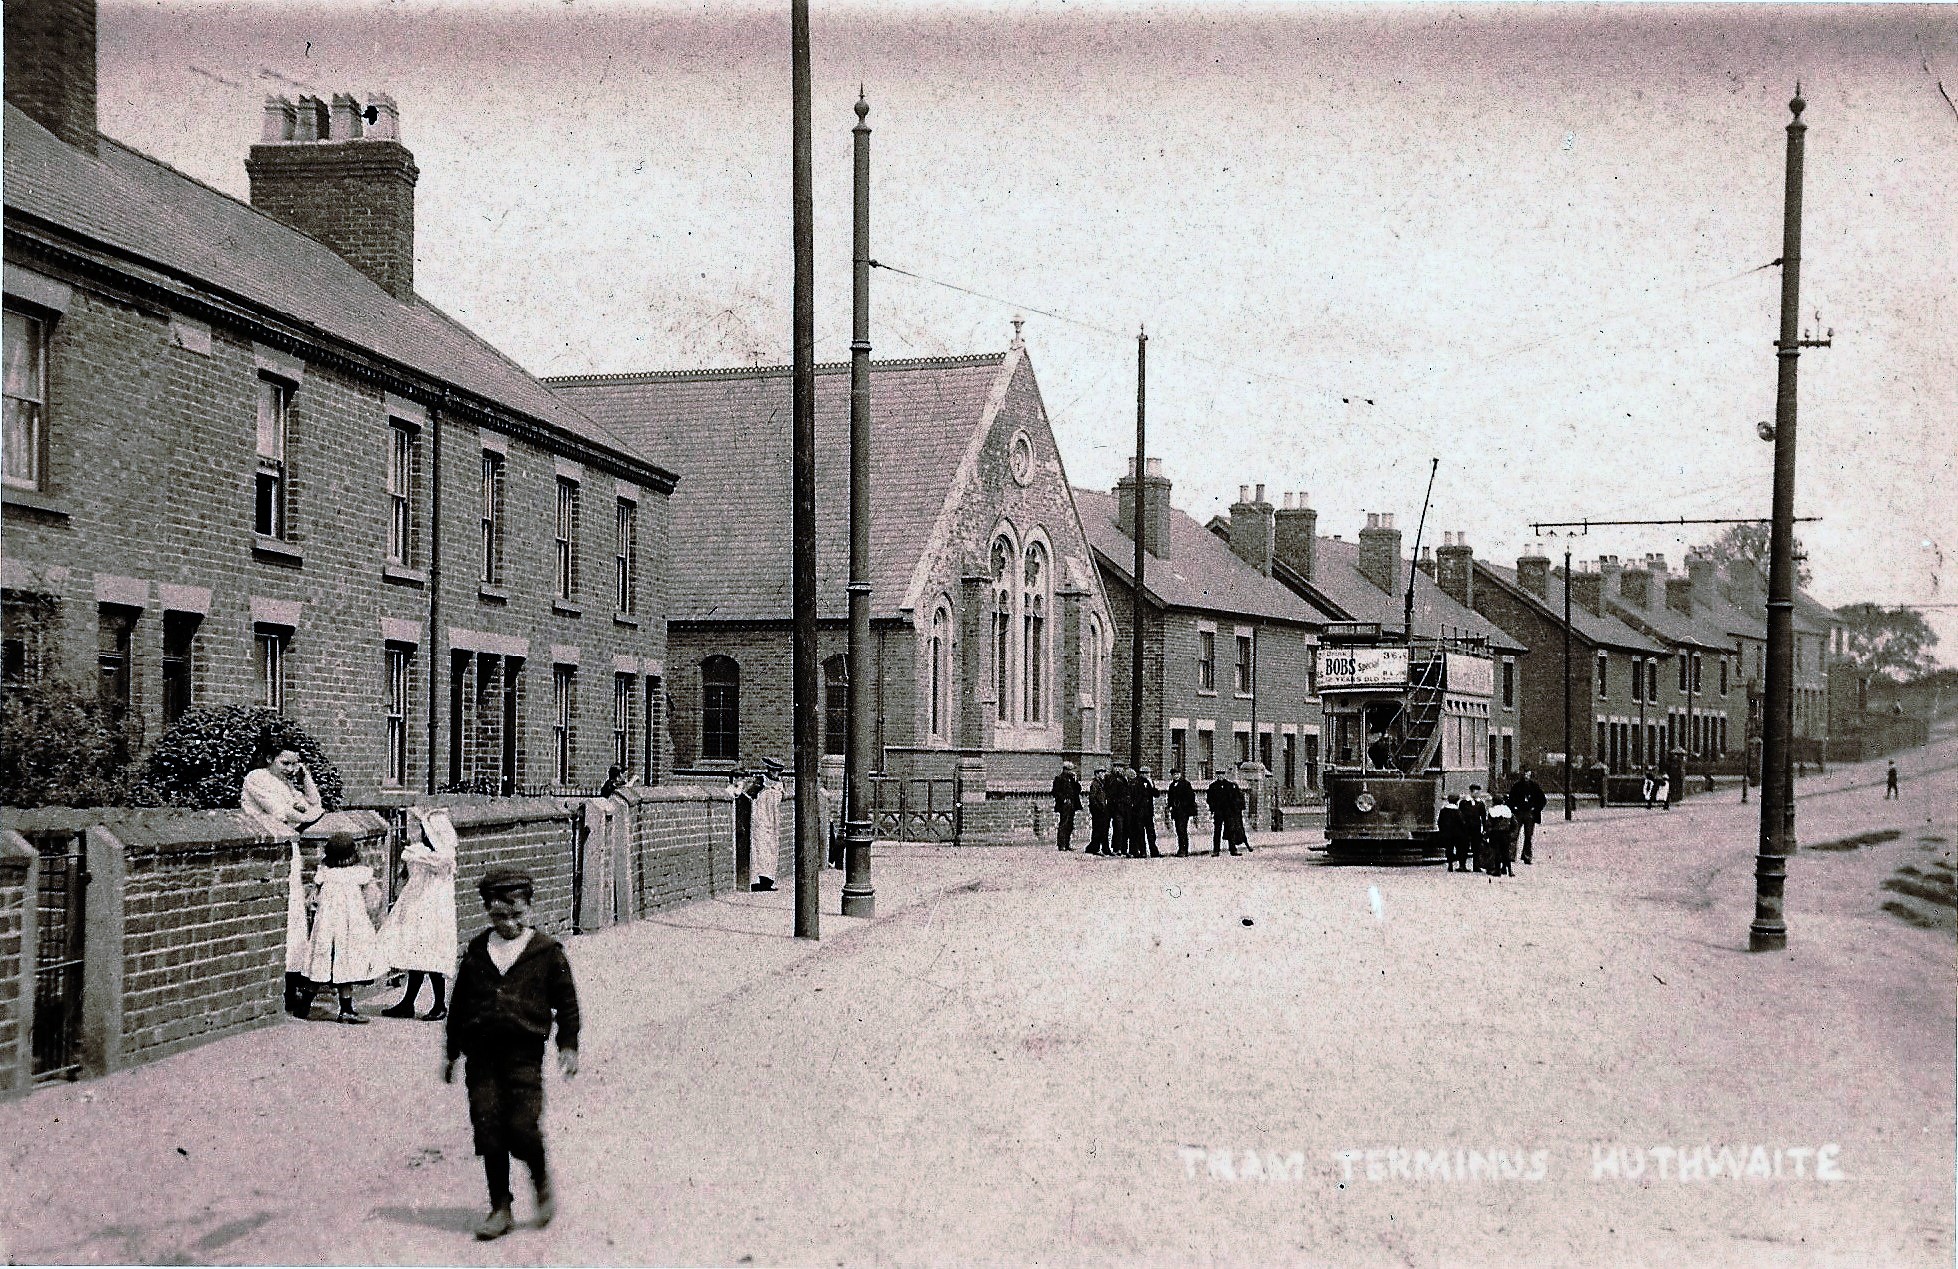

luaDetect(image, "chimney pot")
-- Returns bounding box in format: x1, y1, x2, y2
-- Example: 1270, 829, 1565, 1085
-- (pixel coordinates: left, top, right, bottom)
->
1146, 456, 1163, 478
260, 95, 296, 142
1282, 492, 1294, 510
1254, 482, 1265, 504
330, 92, 363, 140
364, 93, 400, 140
1238, 484, 1250, 504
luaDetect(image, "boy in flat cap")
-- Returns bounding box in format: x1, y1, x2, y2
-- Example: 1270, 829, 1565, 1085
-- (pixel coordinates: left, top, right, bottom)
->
444, 867, 582, 1240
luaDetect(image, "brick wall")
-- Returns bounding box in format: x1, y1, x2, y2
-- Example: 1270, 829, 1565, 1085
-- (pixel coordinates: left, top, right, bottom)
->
0, 832, 31, 1096
614, 784, 736, 916
439, 798, 581, 945
115, 814, 293, 1065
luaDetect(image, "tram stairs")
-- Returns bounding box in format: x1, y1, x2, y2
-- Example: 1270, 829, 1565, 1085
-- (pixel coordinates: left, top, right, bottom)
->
1393, 656, 1448, 773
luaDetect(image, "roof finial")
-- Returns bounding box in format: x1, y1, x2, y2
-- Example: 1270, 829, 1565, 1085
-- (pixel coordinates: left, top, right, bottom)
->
1790, 81, 1805, 117
855, 87, 869, 122
1010, 315, 1025, 348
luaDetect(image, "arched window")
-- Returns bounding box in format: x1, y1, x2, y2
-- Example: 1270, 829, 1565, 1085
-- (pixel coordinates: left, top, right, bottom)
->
930, 603, 952, 740
991, 534, 1014, 723
1083, 615, 1103, 750
701, 655, 739, 762
1022, 540, 1048, 724
823, 654, 849, 756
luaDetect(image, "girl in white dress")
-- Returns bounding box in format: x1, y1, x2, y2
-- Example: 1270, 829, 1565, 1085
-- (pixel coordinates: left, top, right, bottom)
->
378, 808, 459, 1021
302, 832, 383, 1023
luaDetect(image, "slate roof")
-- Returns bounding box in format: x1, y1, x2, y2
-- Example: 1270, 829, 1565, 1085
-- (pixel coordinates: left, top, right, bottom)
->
2, 105, 665, 483
1604, 593, 1733, 653
1073, 489, 1326, 627
548, 353, 1014, 622
1475, 562, 1664, 655
1278, 536, 1528, 654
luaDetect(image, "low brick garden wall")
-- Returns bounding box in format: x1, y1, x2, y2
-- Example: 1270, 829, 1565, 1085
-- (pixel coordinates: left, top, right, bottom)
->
0, 831, 32, 1097
617, 784, 737, 917
431, 798, 582, 946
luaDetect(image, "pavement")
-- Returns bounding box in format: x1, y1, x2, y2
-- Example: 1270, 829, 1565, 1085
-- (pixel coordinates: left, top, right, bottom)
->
2, 738, 1953, 1267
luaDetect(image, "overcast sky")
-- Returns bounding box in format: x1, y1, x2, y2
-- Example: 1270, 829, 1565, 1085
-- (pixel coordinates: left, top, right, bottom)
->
96, 1, 1958, 658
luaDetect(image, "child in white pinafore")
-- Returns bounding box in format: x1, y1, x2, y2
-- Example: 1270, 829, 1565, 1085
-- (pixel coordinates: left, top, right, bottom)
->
301, 831, 383, 1023
378, 808, 459, 1021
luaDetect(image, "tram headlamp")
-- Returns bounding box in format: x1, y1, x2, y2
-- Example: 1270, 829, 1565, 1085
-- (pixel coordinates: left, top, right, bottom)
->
1354, 792, 1377, 813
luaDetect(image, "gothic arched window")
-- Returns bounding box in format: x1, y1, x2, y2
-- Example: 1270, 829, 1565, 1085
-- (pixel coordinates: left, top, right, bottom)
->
823, 653, 849, 756
1022, 540, 1048, 724
991, 533, 1015, 723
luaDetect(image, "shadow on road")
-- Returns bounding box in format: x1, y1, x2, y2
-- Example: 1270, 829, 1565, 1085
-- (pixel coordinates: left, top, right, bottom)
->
370, 1205, 484, 1234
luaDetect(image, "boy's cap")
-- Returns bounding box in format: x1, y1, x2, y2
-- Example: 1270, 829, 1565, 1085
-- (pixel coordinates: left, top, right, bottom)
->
478, 866, 534, 900
762, 756, 785, 772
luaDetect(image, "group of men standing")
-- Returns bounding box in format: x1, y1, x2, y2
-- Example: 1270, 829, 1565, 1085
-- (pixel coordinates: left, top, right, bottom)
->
1439, 769, 1546, 876
1051, 762, 1252, 858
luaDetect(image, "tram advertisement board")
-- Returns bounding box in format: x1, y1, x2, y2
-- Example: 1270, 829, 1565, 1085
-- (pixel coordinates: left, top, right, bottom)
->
1444, 651, 1494, 698
1317, 645, 1409, 690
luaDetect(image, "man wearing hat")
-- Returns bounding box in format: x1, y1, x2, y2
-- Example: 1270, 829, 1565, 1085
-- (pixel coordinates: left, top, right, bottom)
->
1086, 766, 1112, 856
444, 867, 582, 1240
1051, 760, 1083, 852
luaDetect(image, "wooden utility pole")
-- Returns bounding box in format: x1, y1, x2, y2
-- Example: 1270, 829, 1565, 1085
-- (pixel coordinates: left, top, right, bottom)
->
790, 0, 819, 940
1129, 328, 1146, 772
1563, 541, 1574, 821
842, 90, 875, 919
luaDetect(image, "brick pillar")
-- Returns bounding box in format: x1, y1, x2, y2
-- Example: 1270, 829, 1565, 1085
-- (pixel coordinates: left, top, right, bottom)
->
959, 572, 988, 753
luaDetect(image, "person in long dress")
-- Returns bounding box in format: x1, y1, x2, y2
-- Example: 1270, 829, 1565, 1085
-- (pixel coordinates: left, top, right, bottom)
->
747, 758, 785, 892
379, 808, 459, 1021
299, 832, 383, 1023
239, 743, 326, 1017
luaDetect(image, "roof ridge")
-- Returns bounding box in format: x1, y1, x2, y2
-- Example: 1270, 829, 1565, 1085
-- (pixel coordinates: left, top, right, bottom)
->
541, 350, 1006, 386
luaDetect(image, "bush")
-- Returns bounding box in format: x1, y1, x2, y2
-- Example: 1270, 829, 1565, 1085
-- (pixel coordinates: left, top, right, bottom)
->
0, 679, 146, 808
134, 705, 344, 812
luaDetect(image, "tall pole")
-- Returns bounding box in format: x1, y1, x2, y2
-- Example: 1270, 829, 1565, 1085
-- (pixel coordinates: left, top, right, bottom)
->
1405, 457, 1439, 639
789, 0, 819, 940
1751, 88, 1811, 953
1563, 542, 1574, 821
1129, 328, 1147, 772
841, 91, 875, 919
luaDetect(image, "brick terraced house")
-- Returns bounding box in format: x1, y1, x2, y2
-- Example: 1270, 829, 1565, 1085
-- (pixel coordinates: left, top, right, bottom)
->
1590, 554, 1745, 772
2, 0, 677, 803
548, 338, 1115, 836
1076, 474, 1327, 824
1466, 555, 1670, 780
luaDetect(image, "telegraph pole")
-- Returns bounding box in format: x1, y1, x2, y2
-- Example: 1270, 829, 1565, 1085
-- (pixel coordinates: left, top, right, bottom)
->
1562, 541, 1574, 821
1129, 328, 1146, 771
841, 90, 875, 919
789, 0, 819, 940
1752, 87, 1831, 953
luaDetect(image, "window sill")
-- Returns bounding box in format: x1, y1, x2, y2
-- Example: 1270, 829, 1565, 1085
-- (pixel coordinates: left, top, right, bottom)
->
613, 611, 640, 628
383, 563, 427, 588
252, 535, 304, 567
1, 487, 70, 521
553, 599, 583, 618
478, 584, 509, 605
1195, 688, 1218, 698
1234, 692, 1255, 701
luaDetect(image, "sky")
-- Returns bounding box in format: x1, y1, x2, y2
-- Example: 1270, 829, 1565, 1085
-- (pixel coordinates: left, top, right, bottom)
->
94, 1, 1958, 659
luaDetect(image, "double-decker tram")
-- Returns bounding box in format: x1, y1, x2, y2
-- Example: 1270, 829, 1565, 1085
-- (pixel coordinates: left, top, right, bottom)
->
1316, 622, 1495, 864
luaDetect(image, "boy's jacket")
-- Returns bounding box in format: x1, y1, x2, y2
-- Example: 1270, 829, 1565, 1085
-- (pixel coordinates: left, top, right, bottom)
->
446, 928, 581, 1061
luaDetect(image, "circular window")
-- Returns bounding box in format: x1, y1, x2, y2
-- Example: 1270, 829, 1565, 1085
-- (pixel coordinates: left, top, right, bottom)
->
1008, 430, 1035, 486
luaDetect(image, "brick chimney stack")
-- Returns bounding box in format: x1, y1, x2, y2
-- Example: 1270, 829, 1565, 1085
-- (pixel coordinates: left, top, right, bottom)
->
1357, 513, 1402, 596
248, 92, 419, 300
1568, 561, 1604, 616
1515, 552, 1551, 599
1687, 554, 1722, 610
1225, 484, 1276, 575
1619, 563, 1654, 609
1273, 491, 1317, 582
5, 0, 98, 154
1597, 554, 1624, 607
1114, 456, 1172, 558
1667, 575, 1695, 616
1435, 530, 1474, 608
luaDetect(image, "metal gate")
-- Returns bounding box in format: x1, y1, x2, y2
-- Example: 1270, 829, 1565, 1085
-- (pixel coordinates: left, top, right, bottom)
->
32, 832, 87, 1083
869, 776, 959, 843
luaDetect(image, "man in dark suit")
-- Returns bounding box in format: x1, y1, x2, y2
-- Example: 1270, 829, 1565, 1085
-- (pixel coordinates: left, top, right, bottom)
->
1166, 769, 1198, 856
1206, 770, 1241, 856
1504, 769, 1546, 865
1051, 761, 1082, 852
1087, 767, 1112, 855
1459, 784, 1490, 873
1438, 794, 1466, 871
1134, 767, 1163, 857
1107, 766, 1132, 859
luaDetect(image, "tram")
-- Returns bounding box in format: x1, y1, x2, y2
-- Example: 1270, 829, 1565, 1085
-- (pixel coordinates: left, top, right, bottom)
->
1316, 623, 1496, 864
